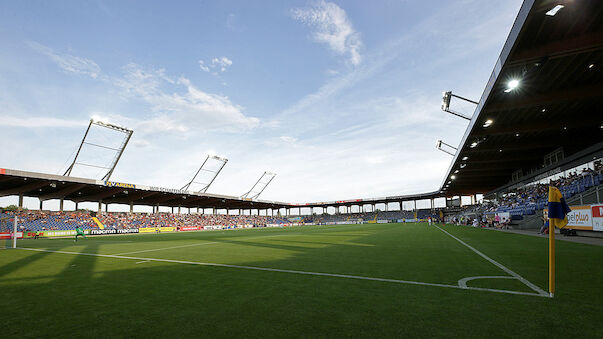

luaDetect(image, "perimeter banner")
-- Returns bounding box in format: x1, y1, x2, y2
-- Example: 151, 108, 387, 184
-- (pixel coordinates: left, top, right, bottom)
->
544, 204, 601, 231
0, 232, 23, 239
590, 204, 603, 231
139, 227, 177, 233
179, 226, 200, 231
23, 230, 79, 238
89, 229, 139, 235
139, 227, 159, 233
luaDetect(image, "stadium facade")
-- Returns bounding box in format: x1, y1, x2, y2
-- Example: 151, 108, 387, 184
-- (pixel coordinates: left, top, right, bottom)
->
1, 0, 602, 217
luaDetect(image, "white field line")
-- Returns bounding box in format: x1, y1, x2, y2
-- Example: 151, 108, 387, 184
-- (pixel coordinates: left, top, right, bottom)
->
17, 247, 548, 298
457, 276, 517, 288
434, 225, 549, 296
113, 241, 219, 256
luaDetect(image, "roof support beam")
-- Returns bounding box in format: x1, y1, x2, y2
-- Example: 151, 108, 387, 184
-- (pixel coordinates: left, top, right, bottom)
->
509, 32, 603, 65
484, 85, 603, 113
39, 184, 87, 201
73, 188, 124, 203
0, 181, 49, 197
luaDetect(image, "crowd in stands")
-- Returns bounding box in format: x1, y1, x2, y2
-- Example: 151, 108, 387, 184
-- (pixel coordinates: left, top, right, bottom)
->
1, 207, 444, 232
489, 167, 602, 216
447, 164, 603, 229
0, 210, 95, 232
0, 209, 290, 232
302, 209, 441, 224
98, 212, 289, 230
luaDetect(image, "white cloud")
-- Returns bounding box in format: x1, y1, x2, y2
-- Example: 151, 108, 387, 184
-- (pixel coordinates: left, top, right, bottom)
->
199, 56, 233, 73
0, 116, 88, 128
115, 63, 258, 132
199, 60, 210, 72
131, 139, 150, 148
291, 0, 363, 66
212, 57, 232, 72
28, 41, 101, 79
279, 135, 298, 143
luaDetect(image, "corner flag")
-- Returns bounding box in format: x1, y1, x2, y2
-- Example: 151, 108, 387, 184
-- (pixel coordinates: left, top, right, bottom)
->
548, 186, 570, 229
547, 186, 571, 297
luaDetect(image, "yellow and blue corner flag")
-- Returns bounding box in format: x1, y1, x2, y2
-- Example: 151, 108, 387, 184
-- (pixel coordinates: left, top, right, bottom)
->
548, 186, 571, 229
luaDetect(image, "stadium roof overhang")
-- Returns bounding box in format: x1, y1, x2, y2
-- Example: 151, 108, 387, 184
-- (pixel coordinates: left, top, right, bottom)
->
440, 0, 603, 196
2, 1, 602, 211
0, 168, 290, 210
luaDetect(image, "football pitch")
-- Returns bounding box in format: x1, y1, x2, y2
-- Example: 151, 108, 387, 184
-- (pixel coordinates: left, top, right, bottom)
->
1, 223, 601, 338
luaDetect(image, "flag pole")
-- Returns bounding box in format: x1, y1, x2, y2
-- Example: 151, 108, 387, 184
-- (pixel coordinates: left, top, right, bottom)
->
549, 221, 555, 298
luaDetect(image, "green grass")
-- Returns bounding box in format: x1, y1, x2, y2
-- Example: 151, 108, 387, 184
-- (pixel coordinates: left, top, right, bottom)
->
1, 223, 601, 338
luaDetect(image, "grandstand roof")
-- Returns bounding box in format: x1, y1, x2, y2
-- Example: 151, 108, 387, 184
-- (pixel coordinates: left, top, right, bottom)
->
441, 0, 603, 196
2, 0, 602, 211
0, 168, 290, 210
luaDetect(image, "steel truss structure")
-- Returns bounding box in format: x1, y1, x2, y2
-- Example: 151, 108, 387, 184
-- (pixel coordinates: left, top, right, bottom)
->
441, 91, 478, 121
181, 155, 228, 192
241, 171, 276, 200
436, 140, 458, 156
64, 119, 133, 181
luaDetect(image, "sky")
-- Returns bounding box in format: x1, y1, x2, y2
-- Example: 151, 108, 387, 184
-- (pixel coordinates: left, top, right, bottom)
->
0, 0, 523, 211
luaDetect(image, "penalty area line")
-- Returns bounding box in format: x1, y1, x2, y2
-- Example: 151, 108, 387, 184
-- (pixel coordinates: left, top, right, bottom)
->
434, 225, 549, 297
17, 247, 548, 298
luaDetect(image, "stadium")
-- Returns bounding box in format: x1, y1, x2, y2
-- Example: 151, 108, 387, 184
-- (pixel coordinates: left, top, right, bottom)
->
1, 0, 602, 337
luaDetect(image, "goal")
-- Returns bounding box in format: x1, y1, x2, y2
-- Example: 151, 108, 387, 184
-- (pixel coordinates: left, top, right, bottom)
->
0, 215, 19, 249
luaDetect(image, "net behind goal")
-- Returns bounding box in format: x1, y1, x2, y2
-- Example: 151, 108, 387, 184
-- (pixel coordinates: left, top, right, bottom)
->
0, 215, 18, 249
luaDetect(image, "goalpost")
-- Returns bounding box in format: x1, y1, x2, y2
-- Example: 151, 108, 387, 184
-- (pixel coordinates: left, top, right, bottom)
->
0, 215, 19, 249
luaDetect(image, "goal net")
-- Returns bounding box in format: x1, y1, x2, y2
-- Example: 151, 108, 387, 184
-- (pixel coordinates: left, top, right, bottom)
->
0, 215, 19, 249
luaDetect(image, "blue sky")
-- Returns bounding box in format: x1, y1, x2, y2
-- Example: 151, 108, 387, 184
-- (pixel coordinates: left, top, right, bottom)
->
0, 0, 522, 210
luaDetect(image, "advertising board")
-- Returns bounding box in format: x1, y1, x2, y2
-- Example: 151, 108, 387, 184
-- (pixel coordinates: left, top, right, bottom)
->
139, 227, 158, 233
89, 229, 139, 235
590, 204, 603, 231
565, 205, 592, 230
0, 232, 23, 239
180, 226, 200, 231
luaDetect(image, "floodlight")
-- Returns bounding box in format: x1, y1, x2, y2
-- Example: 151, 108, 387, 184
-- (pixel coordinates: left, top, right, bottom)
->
545, 5, 564, 16
436, 140, 457, 156
64, 118, 134, 180
483, 119, 493, 127
442, 91, 452, 111
450, 175, 456, 180
504, 79, 520, 92
242, 171, 277, 200
462, 156, 469, 161
470, 142, 478, 148
440, 90, 476, 120
181, 154, 228, 192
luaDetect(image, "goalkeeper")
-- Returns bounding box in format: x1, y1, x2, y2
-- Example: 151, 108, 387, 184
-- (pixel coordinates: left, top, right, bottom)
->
74, 225, 87, 242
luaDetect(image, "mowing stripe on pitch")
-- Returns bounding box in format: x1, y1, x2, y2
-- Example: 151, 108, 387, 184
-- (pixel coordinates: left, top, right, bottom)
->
18, 247, 549, 298
112, 233, 295, 256
113, 241, 219, 256
434, 225, 549, 297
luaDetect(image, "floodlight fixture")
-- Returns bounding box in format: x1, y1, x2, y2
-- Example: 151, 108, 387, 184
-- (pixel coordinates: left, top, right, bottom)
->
462, 156, 469, 161
440, 91, 478, 120
483, 119, 493, 127
181, 154, 229, 192
545, 5, 564, 16
241, 171, 277, 200
450, 175, 456, 180
64, 118, 133, 181
436, 140, 457, 156
504, 79, 520, 92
